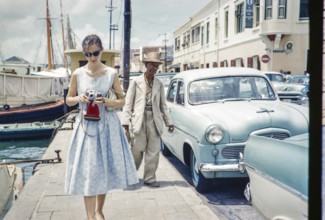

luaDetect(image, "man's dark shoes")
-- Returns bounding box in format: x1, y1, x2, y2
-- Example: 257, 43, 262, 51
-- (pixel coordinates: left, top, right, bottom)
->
144, 181, 160, 187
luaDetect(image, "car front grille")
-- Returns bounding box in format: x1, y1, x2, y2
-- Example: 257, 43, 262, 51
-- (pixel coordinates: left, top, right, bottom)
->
221, 146, 245, 159
257, 132, 290, 140
222, 132, 290, 159
278, 94, 303, 100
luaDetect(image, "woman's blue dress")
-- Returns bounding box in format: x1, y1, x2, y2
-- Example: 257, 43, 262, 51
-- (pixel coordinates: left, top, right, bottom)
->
65, 67, 139, 196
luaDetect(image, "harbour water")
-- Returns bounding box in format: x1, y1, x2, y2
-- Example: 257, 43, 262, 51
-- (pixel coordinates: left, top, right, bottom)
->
0, 139, 50, 182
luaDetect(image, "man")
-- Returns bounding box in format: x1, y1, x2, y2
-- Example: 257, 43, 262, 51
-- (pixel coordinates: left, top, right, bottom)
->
122, 52, 174, 187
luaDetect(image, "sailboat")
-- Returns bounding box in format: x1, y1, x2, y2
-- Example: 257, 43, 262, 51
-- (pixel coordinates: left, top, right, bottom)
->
0, 0, 70, 124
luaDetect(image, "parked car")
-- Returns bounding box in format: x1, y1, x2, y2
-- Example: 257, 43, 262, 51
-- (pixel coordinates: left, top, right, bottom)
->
263, 72, 308, 105
287, 75, 310, 94
161, 67, 309, 192
263, 71, 285, 83
243, 133, 308, 220
272, 82, 309, 105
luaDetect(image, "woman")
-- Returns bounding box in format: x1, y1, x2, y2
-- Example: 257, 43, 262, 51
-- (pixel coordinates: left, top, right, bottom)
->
65, 34, 138, 220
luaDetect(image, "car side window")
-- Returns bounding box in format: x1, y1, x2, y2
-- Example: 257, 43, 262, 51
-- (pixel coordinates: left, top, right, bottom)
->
176, 81, 184, 105
167, 81, 177, 102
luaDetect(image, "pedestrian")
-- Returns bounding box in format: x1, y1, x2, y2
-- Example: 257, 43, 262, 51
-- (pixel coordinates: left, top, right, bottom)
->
122, 51, 174, 188
64, 34, 139, 220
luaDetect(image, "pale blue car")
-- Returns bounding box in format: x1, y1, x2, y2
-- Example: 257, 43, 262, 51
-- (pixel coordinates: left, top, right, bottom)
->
243, 133, 308, 219
161, 67, 309, 192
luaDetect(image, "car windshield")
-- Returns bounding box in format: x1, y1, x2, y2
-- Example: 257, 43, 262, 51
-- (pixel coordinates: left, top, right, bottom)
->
188, 76, 276, 104
289, 77, 309, 84
265, 73, 284, 82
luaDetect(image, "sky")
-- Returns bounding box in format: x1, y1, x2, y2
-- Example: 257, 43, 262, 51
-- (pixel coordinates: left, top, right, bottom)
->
0, 0, 211, 65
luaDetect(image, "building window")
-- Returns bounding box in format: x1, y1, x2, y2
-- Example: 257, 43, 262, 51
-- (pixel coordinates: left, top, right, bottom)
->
235, 3, 244, 33
192, 26, 200, 43
182, 35, 187, 48
182, 32, 190, 48
278, 0, 286, 19
220, 60, 228, 67
265, 0, 272, 20
299, 0, 309, 20
201, 26, 204, 46
254, 0, 260, 27
206, 22, 210, 44
174, 37, 180, 51
225, 10, 229, 38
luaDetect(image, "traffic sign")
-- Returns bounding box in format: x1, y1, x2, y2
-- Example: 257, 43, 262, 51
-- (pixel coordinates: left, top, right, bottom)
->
261, 54, 270, 63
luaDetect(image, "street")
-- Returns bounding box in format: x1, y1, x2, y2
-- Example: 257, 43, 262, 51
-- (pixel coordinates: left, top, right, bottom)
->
164, 155, 266, 220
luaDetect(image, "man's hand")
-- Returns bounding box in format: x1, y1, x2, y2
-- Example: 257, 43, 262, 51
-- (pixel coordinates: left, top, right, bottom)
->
168, 125, 174, 133
123, 125, 129, 133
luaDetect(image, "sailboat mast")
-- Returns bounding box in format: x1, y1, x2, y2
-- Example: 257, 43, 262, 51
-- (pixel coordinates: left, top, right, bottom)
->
60, 0, 67, 67
46, 0, 53, 70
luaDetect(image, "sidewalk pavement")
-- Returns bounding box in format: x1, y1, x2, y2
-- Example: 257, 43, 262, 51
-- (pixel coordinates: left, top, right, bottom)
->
3, 114, 219, 220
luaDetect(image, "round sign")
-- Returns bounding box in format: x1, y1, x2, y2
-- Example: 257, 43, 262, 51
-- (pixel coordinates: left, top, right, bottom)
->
261, 54, 270, 63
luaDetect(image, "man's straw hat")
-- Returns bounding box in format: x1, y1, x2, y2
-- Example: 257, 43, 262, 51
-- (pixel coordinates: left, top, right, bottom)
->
143, 52, 162, 64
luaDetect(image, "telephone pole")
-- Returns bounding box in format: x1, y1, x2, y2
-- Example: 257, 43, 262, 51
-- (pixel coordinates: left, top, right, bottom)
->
123, 0, 131, 91
159, 33, 168, 72
106, 0, 117, 49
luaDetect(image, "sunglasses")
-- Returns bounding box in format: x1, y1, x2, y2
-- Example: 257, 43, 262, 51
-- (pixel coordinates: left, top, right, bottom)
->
84, 50, 101, 57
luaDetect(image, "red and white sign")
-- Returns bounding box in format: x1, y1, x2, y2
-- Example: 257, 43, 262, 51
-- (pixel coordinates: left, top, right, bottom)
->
261, 54, 270, 63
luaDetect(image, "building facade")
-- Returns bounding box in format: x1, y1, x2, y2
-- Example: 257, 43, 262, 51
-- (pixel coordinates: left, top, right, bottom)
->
172, 0, 309, 75
130, 46, 174, 73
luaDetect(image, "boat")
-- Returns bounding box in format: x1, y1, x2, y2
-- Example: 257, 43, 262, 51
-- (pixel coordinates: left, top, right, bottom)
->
0, 165, 15, 214
0, 0, 70, 123
0, 99, 65, 124
0, 120, 60, 141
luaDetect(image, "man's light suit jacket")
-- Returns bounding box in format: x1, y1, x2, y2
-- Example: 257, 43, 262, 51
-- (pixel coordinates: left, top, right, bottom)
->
122, 74, 173, 135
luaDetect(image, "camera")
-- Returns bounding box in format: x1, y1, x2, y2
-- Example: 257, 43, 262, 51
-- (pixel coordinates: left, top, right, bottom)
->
84, 89, 102, 121
86, 90, 102, 101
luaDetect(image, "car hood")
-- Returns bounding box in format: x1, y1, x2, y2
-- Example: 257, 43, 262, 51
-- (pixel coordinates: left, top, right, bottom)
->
192, 101, 309, 142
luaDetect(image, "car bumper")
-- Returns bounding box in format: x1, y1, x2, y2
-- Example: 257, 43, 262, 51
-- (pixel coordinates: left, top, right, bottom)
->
199, 153, 245, 173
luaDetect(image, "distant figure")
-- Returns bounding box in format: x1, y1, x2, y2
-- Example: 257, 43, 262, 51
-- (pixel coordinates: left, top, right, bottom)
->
64, 34, 138, 220
284, 70, 291, 81
122, 52, 174, 188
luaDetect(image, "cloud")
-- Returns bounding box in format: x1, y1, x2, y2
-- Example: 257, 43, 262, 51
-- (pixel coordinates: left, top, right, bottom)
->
0, 0, 211, 64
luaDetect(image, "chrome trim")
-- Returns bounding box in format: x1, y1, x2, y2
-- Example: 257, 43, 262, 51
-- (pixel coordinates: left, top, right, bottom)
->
245, 164, 308, 202
244, 183, 251, 202
200, 153, 245, 173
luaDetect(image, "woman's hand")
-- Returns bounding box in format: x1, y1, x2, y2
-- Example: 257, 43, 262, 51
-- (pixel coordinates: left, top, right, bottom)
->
78, 94, 89, 103
94, 96, 106, 105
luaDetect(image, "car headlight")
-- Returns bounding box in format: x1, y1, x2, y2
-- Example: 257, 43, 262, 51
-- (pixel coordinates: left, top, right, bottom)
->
205, 125, 223, 144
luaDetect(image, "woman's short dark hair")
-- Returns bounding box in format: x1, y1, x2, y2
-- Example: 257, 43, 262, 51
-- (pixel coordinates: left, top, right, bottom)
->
82, 34, 103, 52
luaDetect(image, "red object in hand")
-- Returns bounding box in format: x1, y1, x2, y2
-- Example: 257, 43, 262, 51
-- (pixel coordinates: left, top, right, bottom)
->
84, 102, 100, 121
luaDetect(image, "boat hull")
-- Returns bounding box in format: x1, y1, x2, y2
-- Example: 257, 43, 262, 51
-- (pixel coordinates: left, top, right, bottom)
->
0, 99, 65, 124
0, 121, 59, 141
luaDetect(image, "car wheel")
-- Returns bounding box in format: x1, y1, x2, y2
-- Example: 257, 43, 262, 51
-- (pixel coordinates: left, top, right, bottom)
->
161, 141, 172, 157
190, 149, 211, 193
